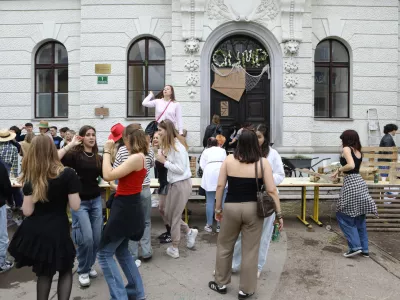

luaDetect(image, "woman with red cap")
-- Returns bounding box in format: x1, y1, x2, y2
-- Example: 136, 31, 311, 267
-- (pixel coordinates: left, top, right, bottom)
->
109, 123, 126, 166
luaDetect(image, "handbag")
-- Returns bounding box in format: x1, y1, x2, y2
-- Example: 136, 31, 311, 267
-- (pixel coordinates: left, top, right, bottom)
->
145, 100, 172, 138
255, 158, 275, 218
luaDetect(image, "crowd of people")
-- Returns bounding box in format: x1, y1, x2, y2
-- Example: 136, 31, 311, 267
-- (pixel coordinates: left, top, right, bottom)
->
0, 84, 390, 300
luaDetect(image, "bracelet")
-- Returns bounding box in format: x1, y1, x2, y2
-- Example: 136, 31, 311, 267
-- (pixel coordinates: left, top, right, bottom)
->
104, 152, 111, 155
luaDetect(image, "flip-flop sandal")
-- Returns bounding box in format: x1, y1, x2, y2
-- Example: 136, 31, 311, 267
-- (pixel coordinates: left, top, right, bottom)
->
158, 232, 169, 239
208, 281, 227, 294
238, 291, 254, 299
160, 236, 172, 244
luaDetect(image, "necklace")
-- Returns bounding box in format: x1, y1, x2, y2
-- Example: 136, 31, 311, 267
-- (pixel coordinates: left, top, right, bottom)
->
83, 151, 94, 158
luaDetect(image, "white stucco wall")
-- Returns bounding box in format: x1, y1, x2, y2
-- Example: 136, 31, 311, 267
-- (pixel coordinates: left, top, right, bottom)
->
0, 0, 81, 130
311, 0, 399, 150
79, 0, 172, 143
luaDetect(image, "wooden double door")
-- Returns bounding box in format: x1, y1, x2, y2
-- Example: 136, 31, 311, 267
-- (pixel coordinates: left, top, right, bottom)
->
210, 68, 270, 131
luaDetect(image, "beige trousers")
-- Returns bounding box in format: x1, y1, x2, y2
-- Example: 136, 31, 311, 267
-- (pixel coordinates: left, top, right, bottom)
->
164, 178, 192, 247
215, 202, 263, 294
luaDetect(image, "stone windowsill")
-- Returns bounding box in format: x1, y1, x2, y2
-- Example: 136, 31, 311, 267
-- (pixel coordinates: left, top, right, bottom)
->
125, 117, 154, 121
31, 118, 69, 121
314, 118, 354, 121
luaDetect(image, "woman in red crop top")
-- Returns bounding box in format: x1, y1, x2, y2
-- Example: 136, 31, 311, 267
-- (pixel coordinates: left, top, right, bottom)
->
98, 124, 148, 300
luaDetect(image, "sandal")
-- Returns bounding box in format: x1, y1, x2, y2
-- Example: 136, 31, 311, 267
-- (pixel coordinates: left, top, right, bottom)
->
238, 291, 254, 299
208, 281, 227, 294
160, 235, 172, 244
158, 232, 169, 239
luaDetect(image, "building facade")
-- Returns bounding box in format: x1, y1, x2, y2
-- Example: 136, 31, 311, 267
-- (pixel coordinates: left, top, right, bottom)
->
0, 0, 399, 156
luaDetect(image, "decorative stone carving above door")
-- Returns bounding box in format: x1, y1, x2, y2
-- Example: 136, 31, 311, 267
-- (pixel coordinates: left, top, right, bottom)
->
207, 0, 279, 23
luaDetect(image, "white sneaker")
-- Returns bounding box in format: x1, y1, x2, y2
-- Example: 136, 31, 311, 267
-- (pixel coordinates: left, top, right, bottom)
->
89, 269, 98, 278
166, 246, 180, 259
204, 225, 212, 233
135, 259, 141, 268
186, 228, 198, 249
0, 260, 14, 274
78, 273, 90, 287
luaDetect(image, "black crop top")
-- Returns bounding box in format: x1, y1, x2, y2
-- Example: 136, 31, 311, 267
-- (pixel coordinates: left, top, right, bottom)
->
225, 176, 263, 203
340, 148, 362, 174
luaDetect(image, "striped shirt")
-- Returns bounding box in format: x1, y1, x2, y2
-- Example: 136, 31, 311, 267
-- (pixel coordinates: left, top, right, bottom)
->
113, 146, 154, 186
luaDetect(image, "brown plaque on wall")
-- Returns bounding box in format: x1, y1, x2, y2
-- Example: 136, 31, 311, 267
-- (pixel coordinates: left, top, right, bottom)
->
95, 64, 111, 74
95, 107, 109, 116
220, 101, 229, 116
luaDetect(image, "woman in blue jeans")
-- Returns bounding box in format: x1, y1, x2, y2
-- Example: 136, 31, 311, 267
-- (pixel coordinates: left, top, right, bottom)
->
200, 137, 227, 233
331, 130, 378, 258
100, 124, 148, 300
62, 125, 103, 287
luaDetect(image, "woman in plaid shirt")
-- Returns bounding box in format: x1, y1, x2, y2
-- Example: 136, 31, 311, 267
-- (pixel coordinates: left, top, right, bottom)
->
331, 130, 377, 258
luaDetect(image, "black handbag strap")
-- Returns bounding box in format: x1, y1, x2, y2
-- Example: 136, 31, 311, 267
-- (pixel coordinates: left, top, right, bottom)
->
255, 158, 267, 192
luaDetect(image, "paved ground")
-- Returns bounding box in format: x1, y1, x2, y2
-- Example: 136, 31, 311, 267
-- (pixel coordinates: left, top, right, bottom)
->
1, 200, 399, 300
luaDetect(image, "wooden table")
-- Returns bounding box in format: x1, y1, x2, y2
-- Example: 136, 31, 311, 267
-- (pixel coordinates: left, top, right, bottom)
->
280, 178, 400, 228
10, 177, 334, 227
151, 177, 340, 227
17, 177, 396, 229
278, 178, 342, 227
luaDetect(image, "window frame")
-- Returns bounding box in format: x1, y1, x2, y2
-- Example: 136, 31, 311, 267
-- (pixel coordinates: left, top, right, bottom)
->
34, 41, 68, 119
314, 39, 350, 119
127, 37, 166, 118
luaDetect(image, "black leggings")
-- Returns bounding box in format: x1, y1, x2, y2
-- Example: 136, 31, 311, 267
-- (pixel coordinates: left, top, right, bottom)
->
37, 269, 72, 300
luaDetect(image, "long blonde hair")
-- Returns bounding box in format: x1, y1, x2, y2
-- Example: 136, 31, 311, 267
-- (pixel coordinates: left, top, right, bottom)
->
158, 119, 188, 154
20, 134, 64, 203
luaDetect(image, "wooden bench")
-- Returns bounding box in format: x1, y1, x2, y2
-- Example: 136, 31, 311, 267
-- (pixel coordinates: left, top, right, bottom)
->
362, 146, 398, 177
365, 153, 400, 231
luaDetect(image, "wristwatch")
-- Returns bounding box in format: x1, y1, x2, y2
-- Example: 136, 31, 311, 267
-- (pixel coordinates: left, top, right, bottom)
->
215, 208, 222, 214
276, 212, 283, 219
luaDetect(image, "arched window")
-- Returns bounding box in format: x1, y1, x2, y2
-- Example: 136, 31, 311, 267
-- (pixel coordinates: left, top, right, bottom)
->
127, 37, 165, 117
314, 39, 349, 118
35, 42, 68, 118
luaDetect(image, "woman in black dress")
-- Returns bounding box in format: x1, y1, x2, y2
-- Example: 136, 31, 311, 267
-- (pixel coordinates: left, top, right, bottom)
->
8, 134, 81, 300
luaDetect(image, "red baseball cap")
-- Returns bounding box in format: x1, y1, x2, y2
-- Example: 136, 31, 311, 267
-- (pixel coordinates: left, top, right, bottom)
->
108, 123, 125, 142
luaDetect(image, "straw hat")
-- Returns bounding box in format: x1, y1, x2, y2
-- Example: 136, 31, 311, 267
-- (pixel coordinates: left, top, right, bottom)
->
38, 120, 49, 129
0, 129, 16, 142
108, 123, 125, 142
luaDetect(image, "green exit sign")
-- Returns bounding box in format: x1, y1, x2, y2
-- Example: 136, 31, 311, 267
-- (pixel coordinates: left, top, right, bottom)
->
97, 76, 108, 84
